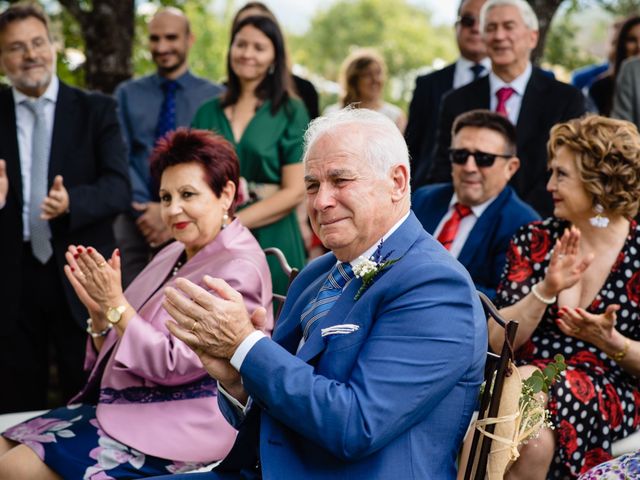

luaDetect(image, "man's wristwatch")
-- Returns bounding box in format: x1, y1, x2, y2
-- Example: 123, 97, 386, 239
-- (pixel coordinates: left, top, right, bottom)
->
106, 305, 127, 325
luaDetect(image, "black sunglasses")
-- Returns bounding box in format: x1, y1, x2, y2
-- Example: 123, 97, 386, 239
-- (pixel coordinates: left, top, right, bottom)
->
457, 14, 477, 28
449, 148, 513, 168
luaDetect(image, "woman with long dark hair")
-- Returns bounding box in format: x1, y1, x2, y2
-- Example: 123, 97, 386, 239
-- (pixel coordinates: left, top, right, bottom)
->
192, 15, 309, 295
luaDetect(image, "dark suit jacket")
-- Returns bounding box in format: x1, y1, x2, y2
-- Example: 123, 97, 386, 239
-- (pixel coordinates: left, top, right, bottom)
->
412, 184, 539, 299
0, 81, 130, 330
427, 68, 586, 216
405, 63, 456, 188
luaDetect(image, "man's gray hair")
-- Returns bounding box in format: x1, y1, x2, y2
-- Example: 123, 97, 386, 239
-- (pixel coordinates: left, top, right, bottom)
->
302, 107, 410, 179
480, 0, 539, 32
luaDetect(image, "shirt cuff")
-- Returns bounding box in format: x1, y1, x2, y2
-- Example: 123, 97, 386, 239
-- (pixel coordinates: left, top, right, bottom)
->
217, 381, 252, 415
230, 330, 266, 371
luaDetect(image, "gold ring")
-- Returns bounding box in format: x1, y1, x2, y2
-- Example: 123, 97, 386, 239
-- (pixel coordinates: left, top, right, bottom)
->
190, 321, 198, 332
572, 327, 581, 334
97, 262, 106, 268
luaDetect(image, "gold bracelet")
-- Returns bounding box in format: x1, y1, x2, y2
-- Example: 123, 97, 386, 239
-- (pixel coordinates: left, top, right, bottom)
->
531, 283, 556, 305
607, 338, 630, 362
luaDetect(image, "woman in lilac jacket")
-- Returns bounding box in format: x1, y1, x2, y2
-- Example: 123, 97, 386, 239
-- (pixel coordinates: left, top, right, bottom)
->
0, 129, 273, 479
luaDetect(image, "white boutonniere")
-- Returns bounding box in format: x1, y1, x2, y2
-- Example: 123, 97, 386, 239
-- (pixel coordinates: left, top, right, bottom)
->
353, 242, 400, 300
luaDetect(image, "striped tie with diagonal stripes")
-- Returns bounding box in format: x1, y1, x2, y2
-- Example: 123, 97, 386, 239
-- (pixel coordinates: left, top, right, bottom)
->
300, 262, 355, 341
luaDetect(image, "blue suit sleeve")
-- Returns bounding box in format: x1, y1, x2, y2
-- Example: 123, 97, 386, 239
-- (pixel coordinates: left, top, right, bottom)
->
239, 259, 484, 461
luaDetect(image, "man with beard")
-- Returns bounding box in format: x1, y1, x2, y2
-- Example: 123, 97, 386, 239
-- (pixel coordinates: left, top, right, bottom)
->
412, 109, 538, 299
0, 4, 129, 412
114, 7, 222, 286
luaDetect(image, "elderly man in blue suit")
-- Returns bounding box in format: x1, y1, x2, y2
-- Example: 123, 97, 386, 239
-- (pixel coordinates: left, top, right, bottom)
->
154, 108, 487, 480
413, 109, 539, 299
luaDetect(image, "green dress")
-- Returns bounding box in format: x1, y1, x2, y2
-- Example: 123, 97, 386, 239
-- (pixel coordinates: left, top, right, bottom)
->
192, 97, 309, 295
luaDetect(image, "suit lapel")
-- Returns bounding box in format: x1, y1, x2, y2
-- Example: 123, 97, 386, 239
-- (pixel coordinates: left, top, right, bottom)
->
458, 188, 509, 266
0, 91, 22, 206
297, 213, 423, 362
49, 83, 75, 181
516, 69, 546, 146
425, 186, 453, 233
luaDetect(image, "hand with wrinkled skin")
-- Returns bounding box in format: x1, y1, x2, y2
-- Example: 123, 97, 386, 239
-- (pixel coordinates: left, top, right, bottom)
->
41, 175, 69, 220
538, 227, 593, 298
68, 244, 126, 311
557, 304, 625, 354
133, 201, 172, 247
164, 276, 266, 401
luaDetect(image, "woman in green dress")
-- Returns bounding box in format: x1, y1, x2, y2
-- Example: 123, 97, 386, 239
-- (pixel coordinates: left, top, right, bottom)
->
192, 15, 308, 295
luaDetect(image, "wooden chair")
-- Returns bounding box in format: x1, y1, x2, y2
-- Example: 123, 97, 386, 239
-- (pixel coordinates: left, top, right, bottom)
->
263, 247, 299, 321
463, 291, 519, 480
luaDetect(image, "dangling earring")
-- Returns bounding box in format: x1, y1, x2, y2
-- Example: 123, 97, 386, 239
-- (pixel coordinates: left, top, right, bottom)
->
221, 211, 229, 230
268, 64, 275, 75
589, 204, 609, 228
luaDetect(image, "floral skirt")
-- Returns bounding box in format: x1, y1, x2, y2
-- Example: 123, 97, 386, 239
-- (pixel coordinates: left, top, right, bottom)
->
1, 404, 207, 479
578, 451, 640, 479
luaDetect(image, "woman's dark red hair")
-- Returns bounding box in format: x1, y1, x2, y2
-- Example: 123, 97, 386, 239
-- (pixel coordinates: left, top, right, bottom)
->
149, 128, 240, 215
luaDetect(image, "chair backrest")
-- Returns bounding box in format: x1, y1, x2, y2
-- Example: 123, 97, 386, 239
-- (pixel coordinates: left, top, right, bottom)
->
263, 247, 299, 321
463, 291, 519, 480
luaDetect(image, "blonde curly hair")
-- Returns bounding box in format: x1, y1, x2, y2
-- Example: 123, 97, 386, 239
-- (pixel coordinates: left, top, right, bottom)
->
548, 115, 640, 218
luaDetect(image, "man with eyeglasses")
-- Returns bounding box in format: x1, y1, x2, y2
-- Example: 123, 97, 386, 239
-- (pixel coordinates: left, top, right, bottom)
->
412, 109, 538, 299
0, 4, 129, 413
405, 0, 490, 189
427, 0, 585, 217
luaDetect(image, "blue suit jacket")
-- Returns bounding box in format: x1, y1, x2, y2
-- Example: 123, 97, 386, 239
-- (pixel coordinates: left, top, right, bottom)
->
203, 213, 486, 480
412, 184, 539, 299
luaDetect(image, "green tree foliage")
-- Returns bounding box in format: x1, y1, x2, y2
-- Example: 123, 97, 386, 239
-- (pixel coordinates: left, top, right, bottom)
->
289, 0, 456, 101
543, 13, 600, 70
592, 0, 640, 15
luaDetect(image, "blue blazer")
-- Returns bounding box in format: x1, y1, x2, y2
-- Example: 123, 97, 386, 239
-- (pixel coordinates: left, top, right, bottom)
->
192, 213, 487, 480
412, 184, 539, 300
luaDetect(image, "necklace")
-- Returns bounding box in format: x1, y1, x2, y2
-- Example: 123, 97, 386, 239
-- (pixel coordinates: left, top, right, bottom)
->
171, 251, 188, 277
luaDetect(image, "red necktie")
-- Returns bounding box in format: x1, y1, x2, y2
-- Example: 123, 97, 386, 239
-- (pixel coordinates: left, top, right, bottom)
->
496, 87, 515, 117
437, 203, 472, 250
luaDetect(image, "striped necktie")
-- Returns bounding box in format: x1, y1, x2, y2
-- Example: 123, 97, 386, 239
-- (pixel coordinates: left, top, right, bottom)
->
22, 98, 53, 264
300, 262, 355, 341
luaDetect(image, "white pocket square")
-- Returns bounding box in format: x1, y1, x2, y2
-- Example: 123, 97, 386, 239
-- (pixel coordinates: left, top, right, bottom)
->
321, 324, 360, 337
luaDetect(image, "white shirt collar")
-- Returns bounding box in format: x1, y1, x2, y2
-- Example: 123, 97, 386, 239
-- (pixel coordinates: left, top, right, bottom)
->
348, 211, 411, 269
489, 62, 532, 97
12, 75, 59, 105
456, 56, 492, 72
448, 192, 497, 218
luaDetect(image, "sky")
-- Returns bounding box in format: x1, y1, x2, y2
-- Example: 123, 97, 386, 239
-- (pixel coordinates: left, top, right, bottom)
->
239, 0, 459, 34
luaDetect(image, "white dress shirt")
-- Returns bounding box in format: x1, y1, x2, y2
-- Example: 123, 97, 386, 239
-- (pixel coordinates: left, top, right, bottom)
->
433, 193, 497, 258
453, 57, 491, 89
489, 62, 532, 125
13, 76, 59, 240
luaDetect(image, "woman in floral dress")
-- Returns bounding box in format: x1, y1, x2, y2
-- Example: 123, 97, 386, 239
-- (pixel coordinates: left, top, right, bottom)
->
489, 116, 640, 479
0, 130, 273, 479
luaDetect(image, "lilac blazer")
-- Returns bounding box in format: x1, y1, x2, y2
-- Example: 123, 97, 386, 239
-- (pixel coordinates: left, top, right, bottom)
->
70, 219, 273, 463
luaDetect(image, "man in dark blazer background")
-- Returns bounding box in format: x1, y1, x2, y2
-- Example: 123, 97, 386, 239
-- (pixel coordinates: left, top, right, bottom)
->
412, 110, 539, 299
428, 0, 585, 217
0, 4, 130, 413
405, 0, 489, 188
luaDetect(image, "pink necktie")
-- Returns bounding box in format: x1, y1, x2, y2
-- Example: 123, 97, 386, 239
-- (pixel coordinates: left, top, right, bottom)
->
496, 87, 515, 117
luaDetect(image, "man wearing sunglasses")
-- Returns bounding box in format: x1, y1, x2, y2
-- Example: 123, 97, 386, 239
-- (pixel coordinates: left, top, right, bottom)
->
412, 109, 539, 299
405, 0, 489, 189
427, 0, 585, 217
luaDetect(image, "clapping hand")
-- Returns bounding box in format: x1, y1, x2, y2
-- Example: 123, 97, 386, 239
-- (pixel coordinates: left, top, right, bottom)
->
541, 227, 593, 296
41, 175, 69, 220
66, 245, 125, 311
557, 304, 623, 352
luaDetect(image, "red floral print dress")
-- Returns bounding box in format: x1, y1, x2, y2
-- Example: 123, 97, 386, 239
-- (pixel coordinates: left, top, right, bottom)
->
495, 218, 640, 478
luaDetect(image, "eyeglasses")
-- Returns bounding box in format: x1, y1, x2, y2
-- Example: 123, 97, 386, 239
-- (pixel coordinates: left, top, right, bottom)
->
457, 14, 477, 29
449, 148, 513, 168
